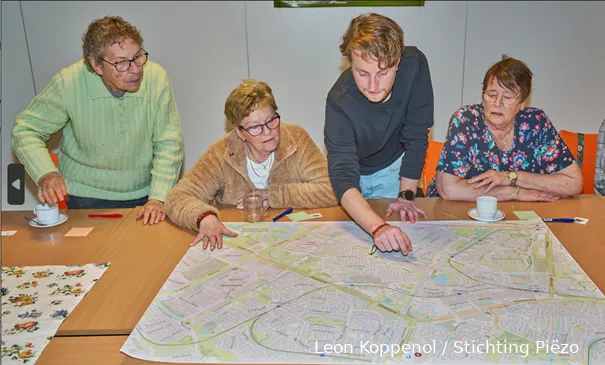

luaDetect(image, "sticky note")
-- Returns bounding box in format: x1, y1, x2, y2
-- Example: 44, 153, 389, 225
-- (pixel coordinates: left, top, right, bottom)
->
574, 217, 589, 225
286, 212, 313, 222
65, 227, 94, 237
2, 230, 17, 236
309, 213, 323, 218
514, 211, 541, 220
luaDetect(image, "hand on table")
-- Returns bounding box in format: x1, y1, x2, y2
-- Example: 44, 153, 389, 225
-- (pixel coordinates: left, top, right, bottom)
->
467, 170, 509, 193
191, 214, 238, 250
136, 199, 165, 225
386, 198, 427, 223
517, 189, 560, 202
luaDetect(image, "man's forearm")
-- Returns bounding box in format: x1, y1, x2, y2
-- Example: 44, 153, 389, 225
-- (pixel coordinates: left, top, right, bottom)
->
341, 188, 385, 234
400, 177, 419, 193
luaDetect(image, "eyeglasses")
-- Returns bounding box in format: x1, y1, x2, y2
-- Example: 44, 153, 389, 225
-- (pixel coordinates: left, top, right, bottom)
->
101, 50, 148, 72
482, 92, 519, 105
239, 114, 281, 136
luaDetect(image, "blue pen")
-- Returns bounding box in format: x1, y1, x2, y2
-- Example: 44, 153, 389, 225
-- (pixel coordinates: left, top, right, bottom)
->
542, 218, 575, 223
272, 207, 293, 222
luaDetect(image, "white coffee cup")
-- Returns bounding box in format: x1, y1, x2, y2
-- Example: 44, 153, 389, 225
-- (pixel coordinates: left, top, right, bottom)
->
476, 196, 498, 219
33, 203, 60, 224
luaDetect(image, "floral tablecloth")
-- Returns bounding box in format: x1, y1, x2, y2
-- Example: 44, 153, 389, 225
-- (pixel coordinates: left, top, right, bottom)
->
1, 263, 110, 364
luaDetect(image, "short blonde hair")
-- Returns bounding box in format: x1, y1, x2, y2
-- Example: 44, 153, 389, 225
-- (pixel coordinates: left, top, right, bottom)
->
340, 13, 404, 69
224, 80, 278, 127
82, 16, 143, 73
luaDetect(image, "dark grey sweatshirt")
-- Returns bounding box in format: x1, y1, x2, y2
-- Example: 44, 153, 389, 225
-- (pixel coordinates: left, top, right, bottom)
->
324, 46, 434, 201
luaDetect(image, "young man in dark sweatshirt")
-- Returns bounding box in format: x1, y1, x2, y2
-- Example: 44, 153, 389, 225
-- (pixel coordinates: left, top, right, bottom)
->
324, 13, 434, 255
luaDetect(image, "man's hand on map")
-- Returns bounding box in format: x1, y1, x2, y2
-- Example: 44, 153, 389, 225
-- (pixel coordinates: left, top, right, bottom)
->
386, 199, 427, 224
136, 199, 166, 225
192, 214, 238, 250
373, 224, 413, 256
516, 188, 560, 202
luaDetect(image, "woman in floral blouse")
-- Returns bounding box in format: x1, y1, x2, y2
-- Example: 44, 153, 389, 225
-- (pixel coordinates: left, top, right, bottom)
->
427, 56, 583, 201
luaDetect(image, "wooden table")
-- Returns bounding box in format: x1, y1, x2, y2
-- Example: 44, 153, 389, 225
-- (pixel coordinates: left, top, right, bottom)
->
1, 208, 133, 266
57, 196, 605, 337
58, 203, 357, 335
36, 336, 171, 365
58, 212, 195, 335
5, 196, 605, 364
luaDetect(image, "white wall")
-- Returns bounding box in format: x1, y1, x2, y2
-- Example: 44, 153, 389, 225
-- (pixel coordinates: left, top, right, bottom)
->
462, 1, 605, 133
19, 1, 249, 171
2, 1, 249, 210
2, 1, 41, 210
246, 0, 466, 146
2, 1, 604, 211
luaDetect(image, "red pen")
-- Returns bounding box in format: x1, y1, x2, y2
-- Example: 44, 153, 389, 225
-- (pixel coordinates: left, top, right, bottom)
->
88, 214, 123, 219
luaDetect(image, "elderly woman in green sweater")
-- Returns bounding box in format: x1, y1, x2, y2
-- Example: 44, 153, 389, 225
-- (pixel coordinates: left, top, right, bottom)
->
12, 16, 184, 225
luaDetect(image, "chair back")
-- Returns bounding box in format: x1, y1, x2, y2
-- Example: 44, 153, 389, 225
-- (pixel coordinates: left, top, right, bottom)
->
419, 140, 444, 195
559, 130, 598, 194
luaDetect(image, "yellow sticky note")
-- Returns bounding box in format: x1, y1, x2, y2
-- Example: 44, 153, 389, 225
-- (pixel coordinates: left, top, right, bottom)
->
286, 212, 313, 222
65, 227, 94, 237
514, 211, 541, 220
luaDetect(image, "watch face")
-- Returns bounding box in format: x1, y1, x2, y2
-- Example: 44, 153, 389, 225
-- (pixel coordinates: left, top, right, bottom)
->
404, 190, 415, 201
509, 171, 518, 179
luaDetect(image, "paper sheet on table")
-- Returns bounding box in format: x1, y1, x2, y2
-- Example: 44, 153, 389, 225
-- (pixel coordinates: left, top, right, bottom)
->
64, 227, 94, 237
514, 211, 541, 220
286, 212, 313, 222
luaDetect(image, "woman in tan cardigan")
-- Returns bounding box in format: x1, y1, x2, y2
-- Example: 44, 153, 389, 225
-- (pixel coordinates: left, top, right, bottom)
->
165, 79, 337, 250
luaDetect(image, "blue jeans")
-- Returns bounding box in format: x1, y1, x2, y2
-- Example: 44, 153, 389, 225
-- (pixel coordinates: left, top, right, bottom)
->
65, 195, 149, 209
359, 154, 404, 199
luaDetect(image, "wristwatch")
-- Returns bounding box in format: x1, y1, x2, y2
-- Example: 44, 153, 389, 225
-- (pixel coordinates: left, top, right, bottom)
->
398, 189, 416, 201
507, 171, 518, 187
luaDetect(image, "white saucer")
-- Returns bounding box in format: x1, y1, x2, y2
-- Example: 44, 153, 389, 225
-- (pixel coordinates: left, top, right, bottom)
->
467, 208, 505, 222
29, 213, 68, 228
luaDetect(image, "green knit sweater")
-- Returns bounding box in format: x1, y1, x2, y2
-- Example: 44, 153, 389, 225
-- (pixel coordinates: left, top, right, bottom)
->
12, 60, 184, 202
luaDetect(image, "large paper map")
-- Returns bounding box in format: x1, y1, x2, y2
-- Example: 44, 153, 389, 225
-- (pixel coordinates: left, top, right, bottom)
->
122, 220, 605, 364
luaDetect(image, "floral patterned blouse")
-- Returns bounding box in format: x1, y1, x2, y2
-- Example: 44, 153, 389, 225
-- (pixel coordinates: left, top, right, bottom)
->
427, 104, 575, 197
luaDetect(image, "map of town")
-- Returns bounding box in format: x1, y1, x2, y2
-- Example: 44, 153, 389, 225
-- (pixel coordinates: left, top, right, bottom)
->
121, 220, 605, 364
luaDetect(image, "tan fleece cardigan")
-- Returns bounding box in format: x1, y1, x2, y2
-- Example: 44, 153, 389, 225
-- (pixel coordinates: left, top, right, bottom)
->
165, 123, 338, 230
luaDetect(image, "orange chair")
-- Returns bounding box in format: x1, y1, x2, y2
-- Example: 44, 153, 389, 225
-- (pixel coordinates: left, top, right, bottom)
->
419, 140, 445, 195
49, 152, 69, 210
559, 130, 598, 194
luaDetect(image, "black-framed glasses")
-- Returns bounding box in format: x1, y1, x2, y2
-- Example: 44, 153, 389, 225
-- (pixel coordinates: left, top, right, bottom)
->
101, 50, 148, 72
239, 114, 281, 136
